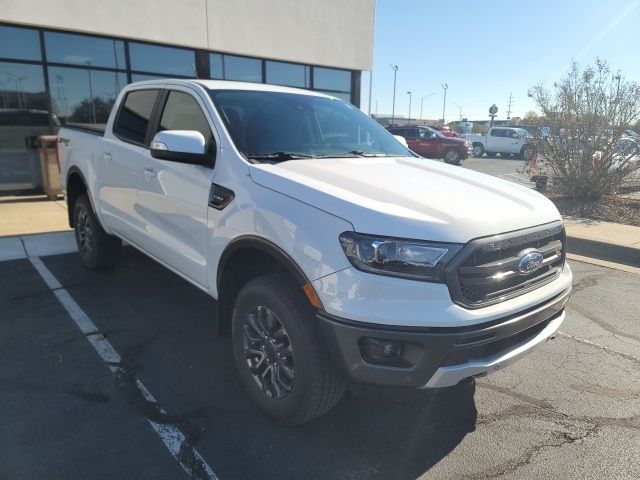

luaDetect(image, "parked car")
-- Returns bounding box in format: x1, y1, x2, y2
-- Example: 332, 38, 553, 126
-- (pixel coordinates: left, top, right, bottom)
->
387, 125, 472, 164
430, 124, 458, 137
464, 126, 535, 159
59, 79, 572, 424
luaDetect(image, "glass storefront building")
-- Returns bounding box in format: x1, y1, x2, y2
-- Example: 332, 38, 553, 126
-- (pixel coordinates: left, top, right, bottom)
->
0, 22, 359, 192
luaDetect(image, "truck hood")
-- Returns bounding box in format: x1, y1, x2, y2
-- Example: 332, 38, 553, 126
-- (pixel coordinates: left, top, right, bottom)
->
249, 157, 562, 243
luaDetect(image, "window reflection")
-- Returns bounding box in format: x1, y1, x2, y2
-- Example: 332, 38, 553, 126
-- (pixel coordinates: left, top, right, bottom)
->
210, 54, 262, 83
129, 43, 195, 76
266, 61, 310, 88
45, 31, 125, 70
0, 26, 41, 61
313, 67, 351, 92
48, 66, 126, 125
0, 62, 47, 189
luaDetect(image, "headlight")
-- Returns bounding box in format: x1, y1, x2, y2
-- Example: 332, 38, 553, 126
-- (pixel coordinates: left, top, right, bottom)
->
339, 232, 462, 282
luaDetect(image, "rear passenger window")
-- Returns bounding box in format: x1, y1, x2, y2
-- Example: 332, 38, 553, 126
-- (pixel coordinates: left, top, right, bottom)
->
490, 129, 504, 137
158, 91, 214, 153
113, 90, 158, 145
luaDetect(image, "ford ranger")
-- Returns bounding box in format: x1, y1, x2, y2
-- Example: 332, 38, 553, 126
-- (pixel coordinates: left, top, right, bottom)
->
59, 80, 572, 425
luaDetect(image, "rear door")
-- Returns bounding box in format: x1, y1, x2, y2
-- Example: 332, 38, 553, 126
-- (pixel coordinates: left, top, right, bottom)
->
486, 128, 508, 152
137, 86, 216, 288
98, 88, 160, 245
413, 127, 439, 158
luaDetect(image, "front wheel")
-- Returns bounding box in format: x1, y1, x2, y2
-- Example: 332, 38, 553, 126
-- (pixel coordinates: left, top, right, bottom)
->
73, 194, 121, 269
443, 149, 462, 165
232, 274, 345, 425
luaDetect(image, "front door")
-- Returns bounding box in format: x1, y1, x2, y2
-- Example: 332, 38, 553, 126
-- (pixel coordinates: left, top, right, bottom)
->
137, 87, 216, 288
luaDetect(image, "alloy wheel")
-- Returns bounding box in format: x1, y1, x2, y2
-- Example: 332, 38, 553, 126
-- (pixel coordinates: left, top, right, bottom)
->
76, 208, 94, 254
242, 305, 295, 399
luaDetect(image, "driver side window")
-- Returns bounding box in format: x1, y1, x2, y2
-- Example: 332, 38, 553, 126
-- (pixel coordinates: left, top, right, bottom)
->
158, 91, 215, 153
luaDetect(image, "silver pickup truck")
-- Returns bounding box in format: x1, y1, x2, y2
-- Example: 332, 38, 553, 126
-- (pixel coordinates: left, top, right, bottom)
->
464, 127, 535, 159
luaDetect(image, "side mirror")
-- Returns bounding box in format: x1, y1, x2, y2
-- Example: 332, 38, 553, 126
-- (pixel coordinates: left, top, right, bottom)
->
393, 135, 408, 147
150, 130, 214, 166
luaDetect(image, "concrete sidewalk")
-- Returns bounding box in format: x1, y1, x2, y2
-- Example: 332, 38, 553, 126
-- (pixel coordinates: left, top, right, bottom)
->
0, 194, 70, 237
0, 195, 638, 268
564, 216, 640, 268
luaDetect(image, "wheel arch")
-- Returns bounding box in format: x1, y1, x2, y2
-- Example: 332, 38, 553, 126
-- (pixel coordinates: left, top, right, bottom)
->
215, 236, 316, 337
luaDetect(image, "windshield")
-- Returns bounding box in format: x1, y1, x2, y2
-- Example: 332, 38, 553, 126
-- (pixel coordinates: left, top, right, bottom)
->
209, 90, 412, 160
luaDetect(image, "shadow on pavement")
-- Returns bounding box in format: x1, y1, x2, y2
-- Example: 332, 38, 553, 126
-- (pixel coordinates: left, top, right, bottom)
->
39, 249, 477, 479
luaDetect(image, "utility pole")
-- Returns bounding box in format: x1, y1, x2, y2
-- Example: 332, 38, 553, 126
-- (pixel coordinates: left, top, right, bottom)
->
406, 91, 412, 125
420, 92, 436, 121
506, 93, 513, 120
390, 65, 398, 124
441, 83, 448, 124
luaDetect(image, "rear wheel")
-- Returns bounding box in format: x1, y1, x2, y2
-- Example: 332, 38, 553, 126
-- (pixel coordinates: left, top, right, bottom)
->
472, 144, 485, 158
232, 273, 345, 425
443, 149, 462, 165
521, 145, 535, 160
73, 194, 121, 269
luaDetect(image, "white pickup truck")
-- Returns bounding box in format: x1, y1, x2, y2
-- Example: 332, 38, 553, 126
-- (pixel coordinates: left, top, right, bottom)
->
465, 126, 535, 159
59, 80, 572, 424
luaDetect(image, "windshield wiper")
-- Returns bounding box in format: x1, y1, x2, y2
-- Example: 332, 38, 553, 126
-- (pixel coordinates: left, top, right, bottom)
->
247, 151, 314, 161
317, 150, 390, 158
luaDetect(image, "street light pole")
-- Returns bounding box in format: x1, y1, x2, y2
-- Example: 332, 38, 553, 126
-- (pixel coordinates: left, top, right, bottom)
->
441, 83, 448, 124
390, 65, 398, 124
420, 92, 436, 121
453, 102, 462, 121
406, 91, 412, 125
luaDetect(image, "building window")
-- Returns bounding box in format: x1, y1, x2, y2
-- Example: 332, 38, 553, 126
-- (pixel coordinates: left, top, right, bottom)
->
313, 67, 351, 93
129, 43, 195, 76
0, 25, 41, 61
44, 31, 126, 70
0, 61, 47, 189
48, 66, 127, 125
210, 53, 262, 83
265, 61, 310, 88
131, 73, 166, 83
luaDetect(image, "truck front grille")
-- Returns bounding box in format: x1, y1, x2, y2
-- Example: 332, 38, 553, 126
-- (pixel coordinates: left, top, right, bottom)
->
445, 222, 566, 308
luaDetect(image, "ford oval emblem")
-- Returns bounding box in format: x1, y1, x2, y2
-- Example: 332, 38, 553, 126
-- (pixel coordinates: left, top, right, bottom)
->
517, 250, 544, 274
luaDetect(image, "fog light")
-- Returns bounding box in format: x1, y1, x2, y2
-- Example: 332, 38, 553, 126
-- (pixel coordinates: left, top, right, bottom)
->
361, 337, 403, 363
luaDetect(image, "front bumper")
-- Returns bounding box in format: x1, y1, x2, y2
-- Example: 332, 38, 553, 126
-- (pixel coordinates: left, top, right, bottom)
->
317, 287, 570, 388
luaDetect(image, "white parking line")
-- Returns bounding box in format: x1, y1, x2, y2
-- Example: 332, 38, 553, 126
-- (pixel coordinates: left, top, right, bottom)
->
28, 256, 219, 480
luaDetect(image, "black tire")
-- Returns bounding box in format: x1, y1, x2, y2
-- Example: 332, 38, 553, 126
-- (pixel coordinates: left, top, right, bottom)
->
521, 145, 535, 160
472, 144, 485, 158
232, 273, 345, 425
443, 149, 462, 165
73, 194, 121, 270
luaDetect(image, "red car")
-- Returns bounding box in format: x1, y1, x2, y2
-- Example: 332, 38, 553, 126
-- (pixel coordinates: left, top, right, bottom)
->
387, 125, 472, 165
430, 125, 459, 137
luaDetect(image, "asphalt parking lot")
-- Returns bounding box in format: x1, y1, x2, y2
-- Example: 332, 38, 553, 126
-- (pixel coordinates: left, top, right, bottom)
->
2, 248, 639, 480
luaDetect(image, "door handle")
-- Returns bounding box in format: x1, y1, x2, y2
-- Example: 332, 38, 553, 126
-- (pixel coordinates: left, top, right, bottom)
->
144, 167, 156, 179
103, 151, 112, 161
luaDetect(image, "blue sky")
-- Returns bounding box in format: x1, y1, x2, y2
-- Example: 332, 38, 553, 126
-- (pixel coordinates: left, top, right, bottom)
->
361, 0, 640, 122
